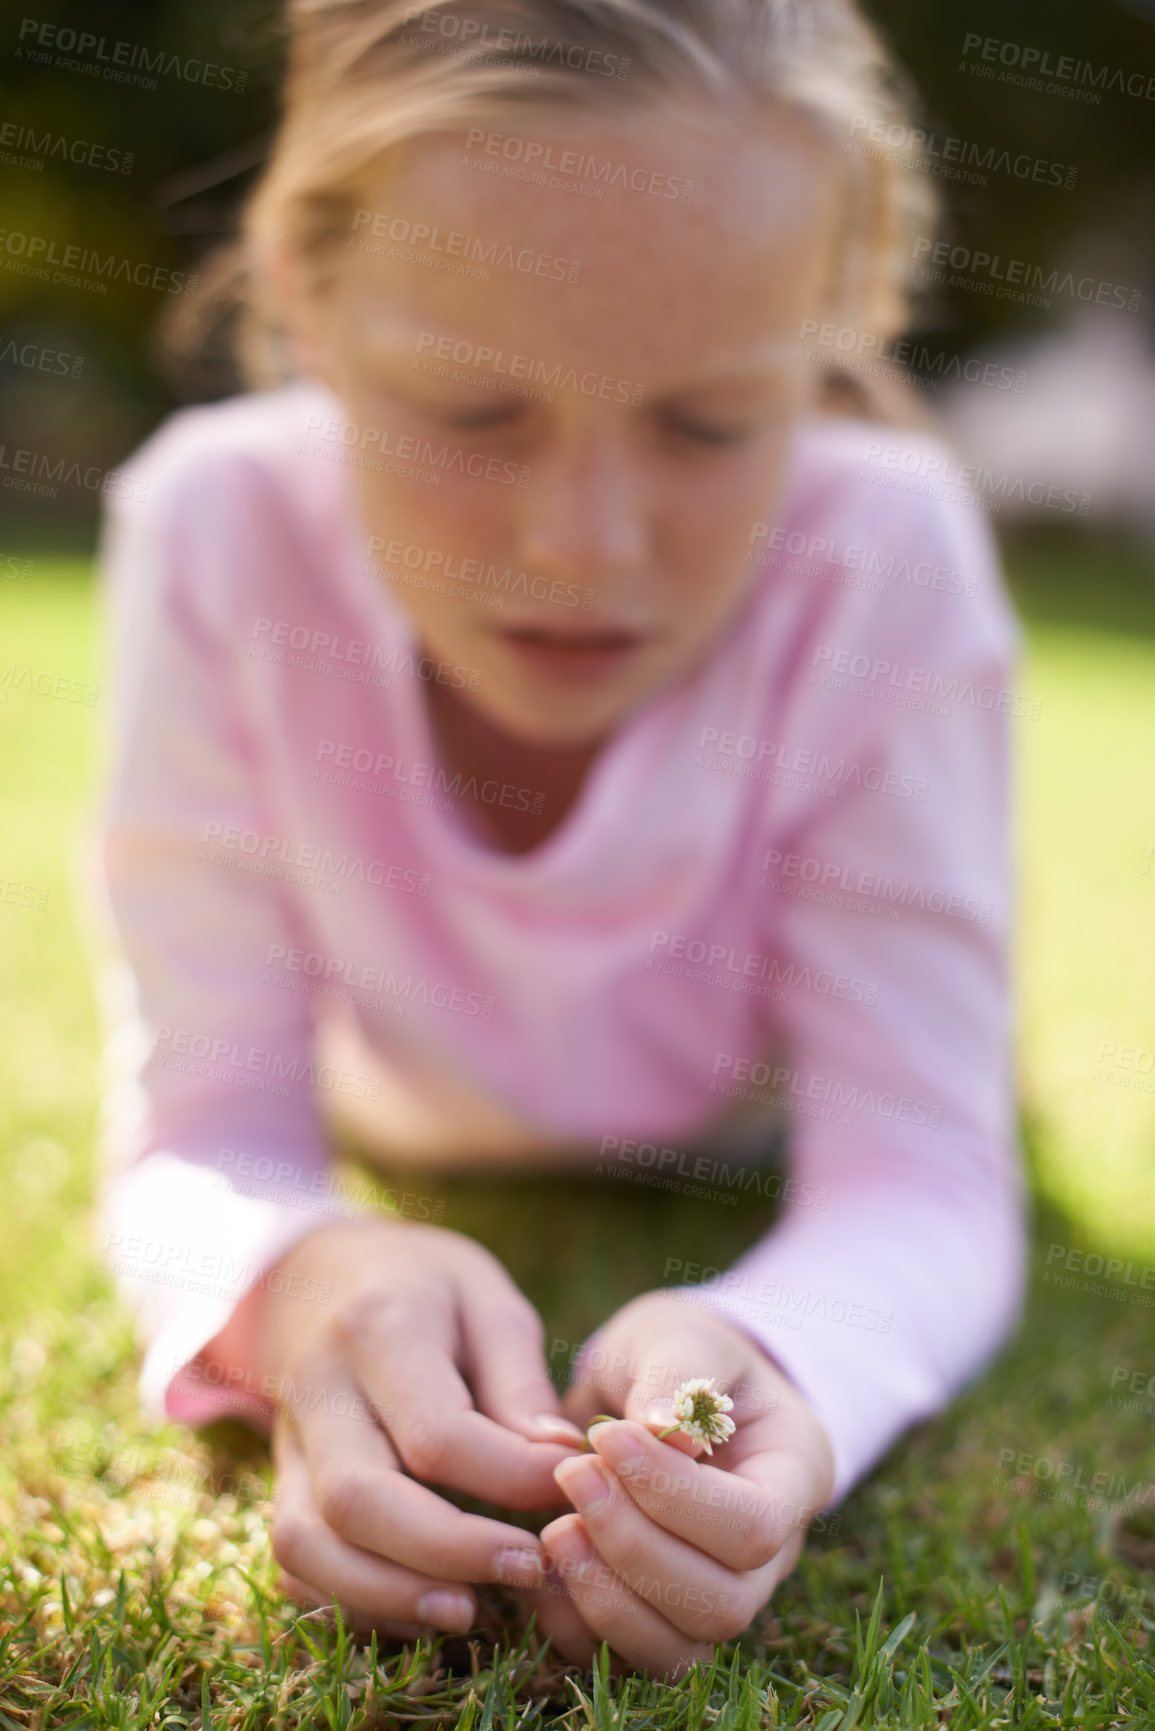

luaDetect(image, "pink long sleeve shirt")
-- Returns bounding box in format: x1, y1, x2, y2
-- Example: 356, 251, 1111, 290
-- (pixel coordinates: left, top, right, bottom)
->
91, 378, 1027, 1506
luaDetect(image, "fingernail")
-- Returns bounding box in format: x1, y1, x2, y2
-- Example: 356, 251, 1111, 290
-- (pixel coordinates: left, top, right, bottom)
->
531, 1413, 588, 1445
644, 1402, 675, 1427
415, 1590, 474, 1631
555, 1456, 611, 1512
589, 1423, 645, 1469
548, 1522, 596, 1573
495, 1546, 544, 1585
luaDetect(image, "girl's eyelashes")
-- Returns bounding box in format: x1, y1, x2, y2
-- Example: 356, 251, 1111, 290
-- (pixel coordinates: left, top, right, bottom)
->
431, 403, 754, 442
390, 390, 771, 444
657, 413, 757, 447
436, 403, 526, 431
444, 407, 761, 444
378, 389, 528, 431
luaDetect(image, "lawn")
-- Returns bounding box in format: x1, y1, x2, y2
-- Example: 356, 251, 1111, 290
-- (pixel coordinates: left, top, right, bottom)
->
1, 537, 1153, 1728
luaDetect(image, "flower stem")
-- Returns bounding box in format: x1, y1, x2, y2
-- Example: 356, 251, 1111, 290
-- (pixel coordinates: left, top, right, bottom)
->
582, 1414, 619, 1449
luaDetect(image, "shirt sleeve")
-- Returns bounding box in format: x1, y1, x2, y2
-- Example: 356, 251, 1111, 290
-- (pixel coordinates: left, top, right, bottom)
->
88, 421, 375, 1435
673, 459, 1028, 1506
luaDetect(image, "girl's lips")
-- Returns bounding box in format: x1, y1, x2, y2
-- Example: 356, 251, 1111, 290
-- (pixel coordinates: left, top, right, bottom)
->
495, 626, 649, 682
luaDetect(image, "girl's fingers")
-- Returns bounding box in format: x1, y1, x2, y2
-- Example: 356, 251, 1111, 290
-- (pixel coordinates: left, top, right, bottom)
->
541, 1514, 715, 1681
620, 1323, 751, 1428
582, 1418, 821, 1573
458, 1263, 587, 1449
564, 1313, 750, 1436
271, 1414, 480, 1632
339, 1282, 577, 1506
276, 1569, 426, 1642
287, 1360, 548, 1588
552, 1453, 763, 1642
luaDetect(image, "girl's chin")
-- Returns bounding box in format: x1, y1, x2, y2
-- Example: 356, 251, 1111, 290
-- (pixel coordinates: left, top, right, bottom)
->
472, 692, 637, 752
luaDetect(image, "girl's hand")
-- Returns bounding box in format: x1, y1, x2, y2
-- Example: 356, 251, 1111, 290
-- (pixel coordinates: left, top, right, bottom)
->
221, 1219, 585, 1639
521, 1290, 835, 1678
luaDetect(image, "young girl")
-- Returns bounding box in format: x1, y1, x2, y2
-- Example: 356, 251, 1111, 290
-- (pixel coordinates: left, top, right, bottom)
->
92, 0, 1026, 1682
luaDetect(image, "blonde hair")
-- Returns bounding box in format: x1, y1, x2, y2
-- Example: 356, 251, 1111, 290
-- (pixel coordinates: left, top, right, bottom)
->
166, 0, 938, 418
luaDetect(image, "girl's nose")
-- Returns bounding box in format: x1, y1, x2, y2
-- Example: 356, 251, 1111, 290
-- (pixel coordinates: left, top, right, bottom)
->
515, 428, 649, 587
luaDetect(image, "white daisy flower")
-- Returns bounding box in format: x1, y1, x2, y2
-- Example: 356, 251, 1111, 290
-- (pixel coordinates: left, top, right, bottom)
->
659, 1377, 736, 1455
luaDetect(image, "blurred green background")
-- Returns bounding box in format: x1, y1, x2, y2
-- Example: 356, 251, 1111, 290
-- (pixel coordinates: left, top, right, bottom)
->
0, 0, 1154, 525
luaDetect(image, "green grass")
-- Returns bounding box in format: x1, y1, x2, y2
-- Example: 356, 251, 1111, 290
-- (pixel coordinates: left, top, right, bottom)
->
2, 539, 1154, 1728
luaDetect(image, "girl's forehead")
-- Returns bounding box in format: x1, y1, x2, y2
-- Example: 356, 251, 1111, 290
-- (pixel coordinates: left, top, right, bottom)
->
337, 107, 843, 368
372, 100, 843, 236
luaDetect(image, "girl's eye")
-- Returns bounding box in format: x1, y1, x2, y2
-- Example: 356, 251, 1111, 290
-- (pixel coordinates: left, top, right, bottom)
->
438, 403, 524, 431
659, 412, 756, 447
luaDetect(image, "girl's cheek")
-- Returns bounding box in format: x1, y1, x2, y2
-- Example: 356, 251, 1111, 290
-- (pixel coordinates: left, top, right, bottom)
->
363, 476, 507, 544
